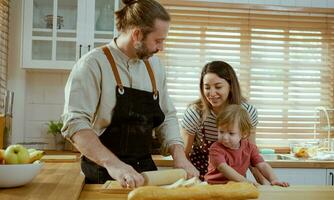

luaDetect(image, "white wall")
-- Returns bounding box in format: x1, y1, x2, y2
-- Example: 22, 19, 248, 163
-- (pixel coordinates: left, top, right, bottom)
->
24, 71, 68, 148
7, 0, 334, 149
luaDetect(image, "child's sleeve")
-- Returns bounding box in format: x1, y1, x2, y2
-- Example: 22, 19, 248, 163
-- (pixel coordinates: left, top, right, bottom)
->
208, 144, 227, 168
250, 144, 264, 167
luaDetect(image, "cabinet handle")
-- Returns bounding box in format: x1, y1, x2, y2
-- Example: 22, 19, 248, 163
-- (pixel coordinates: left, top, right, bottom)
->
79, 44, 82, 58
330, 172, 334, 185
88, 45, 91, 51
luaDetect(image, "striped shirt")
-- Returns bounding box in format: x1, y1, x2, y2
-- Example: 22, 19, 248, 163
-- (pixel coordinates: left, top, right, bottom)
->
181, 102, 258, 142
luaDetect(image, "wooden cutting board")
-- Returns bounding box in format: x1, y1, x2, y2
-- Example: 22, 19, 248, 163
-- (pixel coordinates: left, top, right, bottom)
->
100, 169, 187, 194
101, 181, 132, 194
41, 155, 78, 163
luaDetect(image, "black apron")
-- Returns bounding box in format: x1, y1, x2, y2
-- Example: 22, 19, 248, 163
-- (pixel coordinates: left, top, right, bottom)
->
81, 46, 165, 184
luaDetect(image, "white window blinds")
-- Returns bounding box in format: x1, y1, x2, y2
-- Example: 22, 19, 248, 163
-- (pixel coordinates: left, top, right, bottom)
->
157, 0, 334, 143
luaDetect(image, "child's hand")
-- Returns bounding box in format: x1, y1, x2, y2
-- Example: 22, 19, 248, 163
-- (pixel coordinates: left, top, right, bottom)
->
271, 180, 289, 187
246, 180, 260, 187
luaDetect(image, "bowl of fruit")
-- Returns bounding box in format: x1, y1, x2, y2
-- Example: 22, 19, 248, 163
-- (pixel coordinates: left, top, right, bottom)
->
0, 144, 44, 188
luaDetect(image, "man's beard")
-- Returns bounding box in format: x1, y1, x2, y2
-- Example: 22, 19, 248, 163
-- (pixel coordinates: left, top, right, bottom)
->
134, 41, 158, 59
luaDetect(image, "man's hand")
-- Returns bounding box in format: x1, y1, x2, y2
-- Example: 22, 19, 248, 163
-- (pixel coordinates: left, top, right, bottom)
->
105, 161, 145, 188
71, 130, 145, 188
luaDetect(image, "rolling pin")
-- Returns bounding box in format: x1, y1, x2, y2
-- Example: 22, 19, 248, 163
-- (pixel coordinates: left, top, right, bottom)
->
141, 169, 187, 186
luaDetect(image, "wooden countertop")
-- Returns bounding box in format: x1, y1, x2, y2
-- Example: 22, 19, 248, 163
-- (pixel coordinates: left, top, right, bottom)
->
0, 162, 84, 200
1, 154, 333, 200
37, 151, 334, 168
79, 184, 334, 200
152, 155, 334, 168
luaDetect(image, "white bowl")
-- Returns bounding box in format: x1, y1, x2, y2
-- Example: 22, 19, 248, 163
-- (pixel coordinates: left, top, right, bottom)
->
0, 162, 43, 188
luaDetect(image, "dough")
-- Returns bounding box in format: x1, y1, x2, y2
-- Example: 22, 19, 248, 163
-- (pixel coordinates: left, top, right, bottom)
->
128, 181, 259, 200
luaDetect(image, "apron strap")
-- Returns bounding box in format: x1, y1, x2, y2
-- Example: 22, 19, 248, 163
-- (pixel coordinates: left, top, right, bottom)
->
102, 46, 124, 92
102, 45, 158, 97
143, 59, 158, 97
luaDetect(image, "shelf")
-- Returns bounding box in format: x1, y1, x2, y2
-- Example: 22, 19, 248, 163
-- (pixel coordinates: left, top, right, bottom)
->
57, 29, 77, 33
32, 29, 76, 33
32, 36, 52, 41
94, 39, 112, 43
95, 30, 114, 35
31, 37, 77, 42
56, 37, 76, 42
33, 28, 52, 33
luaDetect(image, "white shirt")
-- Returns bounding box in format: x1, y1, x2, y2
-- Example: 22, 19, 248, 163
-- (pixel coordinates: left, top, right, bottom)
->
62, 39, 183, 155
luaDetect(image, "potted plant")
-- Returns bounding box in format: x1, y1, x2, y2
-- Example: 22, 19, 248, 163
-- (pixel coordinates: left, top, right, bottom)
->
47, 120, 64, 150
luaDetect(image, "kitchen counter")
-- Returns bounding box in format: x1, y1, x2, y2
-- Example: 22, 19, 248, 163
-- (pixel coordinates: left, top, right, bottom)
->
0, 162, 84, 200
79, 184, 334, 200
152, 155, 334, 168
1, 159, 333, 200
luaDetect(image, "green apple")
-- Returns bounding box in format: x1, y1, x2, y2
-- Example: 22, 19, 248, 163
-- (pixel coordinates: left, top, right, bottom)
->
4, 144, 30, 164
0, 149, 4, 164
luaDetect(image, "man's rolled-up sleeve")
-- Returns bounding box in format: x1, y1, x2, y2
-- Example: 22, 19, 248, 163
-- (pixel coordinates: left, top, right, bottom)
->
61, 57, 102, 140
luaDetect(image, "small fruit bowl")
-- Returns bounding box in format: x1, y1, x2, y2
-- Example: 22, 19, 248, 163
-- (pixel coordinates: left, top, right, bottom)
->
0, 162, 43, 188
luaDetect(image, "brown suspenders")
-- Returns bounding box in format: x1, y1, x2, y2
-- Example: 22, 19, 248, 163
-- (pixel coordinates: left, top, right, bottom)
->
102, 46, 158, 97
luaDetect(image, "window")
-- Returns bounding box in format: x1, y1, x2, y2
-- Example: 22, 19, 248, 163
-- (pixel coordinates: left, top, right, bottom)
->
158, 0, 334, 145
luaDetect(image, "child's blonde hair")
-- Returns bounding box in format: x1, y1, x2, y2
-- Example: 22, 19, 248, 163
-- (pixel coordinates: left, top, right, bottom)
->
216, 104, 252, 138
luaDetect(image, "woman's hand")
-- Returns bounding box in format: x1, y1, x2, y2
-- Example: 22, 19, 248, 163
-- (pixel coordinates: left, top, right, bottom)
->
173, 156, 200, 178
169, 144, 199, 178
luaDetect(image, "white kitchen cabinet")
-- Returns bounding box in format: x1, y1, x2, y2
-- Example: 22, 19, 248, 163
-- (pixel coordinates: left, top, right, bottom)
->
22, 0, 119, 70
274, 168, 327, 185
326, 169, 334, 185
247, 168, 327, 185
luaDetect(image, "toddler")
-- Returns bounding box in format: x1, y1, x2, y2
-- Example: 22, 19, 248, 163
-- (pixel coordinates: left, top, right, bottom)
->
204, 104, 289, 187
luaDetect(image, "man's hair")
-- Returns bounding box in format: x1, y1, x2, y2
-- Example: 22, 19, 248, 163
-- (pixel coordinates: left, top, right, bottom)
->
115, 0, 170, 37
216, 104, 252, 138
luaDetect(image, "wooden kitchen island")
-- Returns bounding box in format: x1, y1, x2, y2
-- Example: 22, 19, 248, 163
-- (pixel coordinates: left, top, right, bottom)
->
1, 158, 334, 200
0, 162, 84, 200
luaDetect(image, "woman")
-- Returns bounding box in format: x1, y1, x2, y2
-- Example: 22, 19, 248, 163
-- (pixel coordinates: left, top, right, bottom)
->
181, 61, 268, 183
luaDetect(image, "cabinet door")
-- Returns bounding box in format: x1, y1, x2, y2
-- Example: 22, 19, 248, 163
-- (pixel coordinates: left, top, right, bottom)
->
247, 168, 327, 185
22, 0, 81, 69
326, 169, 334, 185
274, 168, 326, 185
85, 0, 120, 50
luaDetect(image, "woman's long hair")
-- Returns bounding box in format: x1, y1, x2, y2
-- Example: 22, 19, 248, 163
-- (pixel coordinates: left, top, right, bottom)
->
192, 61, 245, 121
